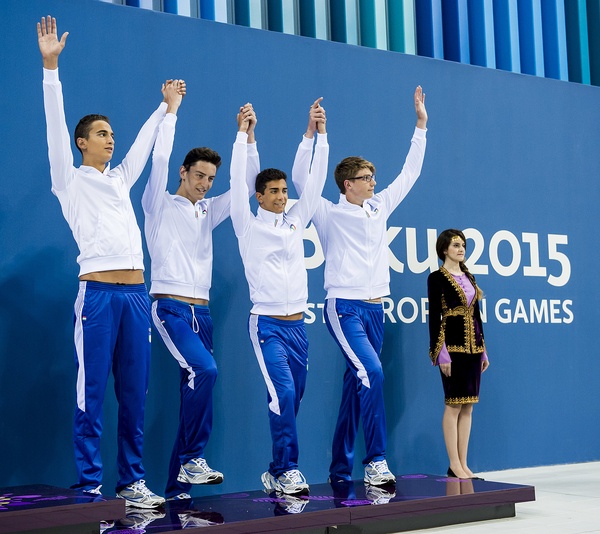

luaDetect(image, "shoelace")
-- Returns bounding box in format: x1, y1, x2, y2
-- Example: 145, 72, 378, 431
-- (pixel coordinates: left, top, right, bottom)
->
284, 470, 305, 484
190, 458, 211, 470
128, 480, 154, 496
371, 461, 391, 475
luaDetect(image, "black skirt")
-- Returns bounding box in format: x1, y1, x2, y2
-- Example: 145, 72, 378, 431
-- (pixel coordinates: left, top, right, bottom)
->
440, 352, 482, 405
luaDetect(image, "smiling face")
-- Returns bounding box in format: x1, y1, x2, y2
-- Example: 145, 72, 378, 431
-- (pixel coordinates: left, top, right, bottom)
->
177, 160, 217, 203
77, 120, 114, 170
256, 178, 288, 214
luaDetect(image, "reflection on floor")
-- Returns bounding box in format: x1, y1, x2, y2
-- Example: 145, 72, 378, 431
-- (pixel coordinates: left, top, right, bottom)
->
101, 474, 533, 533
0, 472, 537, 534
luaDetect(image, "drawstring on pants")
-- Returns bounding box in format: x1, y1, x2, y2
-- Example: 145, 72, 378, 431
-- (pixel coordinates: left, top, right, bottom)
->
190, 305, 200, 333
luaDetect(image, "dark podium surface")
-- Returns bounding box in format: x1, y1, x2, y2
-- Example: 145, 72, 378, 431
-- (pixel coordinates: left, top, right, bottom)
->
0, 484, 123, 534
0, 474, 535, 534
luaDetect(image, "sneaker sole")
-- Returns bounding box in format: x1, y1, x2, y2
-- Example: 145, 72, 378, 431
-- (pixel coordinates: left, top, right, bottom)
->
363, 476, 396, 486
261, 472, 309, 495
177, 473, 224, 485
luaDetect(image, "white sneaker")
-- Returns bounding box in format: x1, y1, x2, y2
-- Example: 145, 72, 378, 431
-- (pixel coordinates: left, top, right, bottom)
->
261, 469, 309, 495
364, 460, 396, 486
177, 458, 224, 485
116, 480, 165, 508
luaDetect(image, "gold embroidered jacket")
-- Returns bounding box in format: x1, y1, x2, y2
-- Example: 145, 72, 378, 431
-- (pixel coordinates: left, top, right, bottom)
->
427, 267, 486, 364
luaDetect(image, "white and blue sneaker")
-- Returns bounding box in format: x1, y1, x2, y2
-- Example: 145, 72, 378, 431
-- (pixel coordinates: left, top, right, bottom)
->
177, 458, 224, 485
116, 480, 165, 508
364, 460, 396, 486
261, 469, 309, 495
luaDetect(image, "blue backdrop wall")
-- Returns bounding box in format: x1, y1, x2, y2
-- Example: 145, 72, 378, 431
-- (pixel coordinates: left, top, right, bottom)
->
1, 0, 598, 496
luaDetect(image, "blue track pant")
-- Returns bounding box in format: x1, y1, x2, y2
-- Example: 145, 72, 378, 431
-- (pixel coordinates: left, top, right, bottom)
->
248, 315, 308, 478
152, 299, 217, 499
325, 298, 386, 481
72, 281, 151, 493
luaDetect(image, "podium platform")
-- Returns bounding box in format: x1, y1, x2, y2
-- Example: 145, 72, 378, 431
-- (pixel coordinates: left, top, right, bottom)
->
0, 474, 535, 534
0, 484, 123, 534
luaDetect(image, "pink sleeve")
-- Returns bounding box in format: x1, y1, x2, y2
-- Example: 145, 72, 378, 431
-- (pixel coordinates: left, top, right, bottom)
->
435, 343, 452, 365
481, 350, 488, 362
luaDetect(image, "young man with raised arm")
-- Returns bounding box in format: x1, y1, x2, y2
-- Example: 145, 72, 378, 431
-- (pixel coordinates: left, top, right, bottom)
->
142, 90, 259, 502
229, 100, 328, 495
37, 15, 179, 508
292, 87, 428, 488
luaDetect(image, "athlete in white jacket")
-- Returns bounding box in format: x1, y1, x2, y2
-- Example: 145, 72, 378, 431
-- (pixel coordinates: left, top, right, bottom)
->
293, 87, 428, 487
230, 100, 328, 495
38, 16, 175, 508
142, 91, 259, 501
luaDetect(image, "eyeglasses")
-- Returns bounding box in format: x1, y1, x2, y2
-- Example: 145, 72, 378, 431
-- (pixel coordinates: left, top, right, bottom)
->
347, 174, 375, 183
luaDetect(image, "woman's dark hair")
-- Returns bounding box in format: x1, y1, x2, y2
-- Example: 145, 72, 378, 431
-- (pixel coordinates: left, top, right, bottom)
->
436, 228, 482, 299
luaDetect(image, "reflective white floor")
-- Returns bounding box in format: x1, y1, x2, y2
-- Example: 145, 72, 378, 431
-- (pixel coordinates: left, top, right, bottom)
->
401, 462, 600, 533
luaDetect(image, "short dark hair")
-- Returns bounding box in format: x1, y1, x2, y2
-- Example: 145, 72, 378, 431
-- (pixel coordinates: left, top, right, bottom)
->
181, 147, 222, 171
255, 168, 287, 194
74, 114, 110, 155
334, 156, 375, 194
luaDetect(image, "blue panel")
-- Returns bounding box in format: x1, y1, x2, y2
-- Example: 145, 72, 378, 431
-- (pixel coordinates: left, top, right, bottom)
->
267, 0, 284, 32
299, 0, 316, 38
442, 0, 470, 63
587, 0, 600, 86
517, 0, 545, 76
234, 0, 251, 26
467, 0, 495, 67
540, 0, 568, 80
387, 0, 416, 54
163, 0, 178, 14
564, 0, 590, 84
200, 0, 216, 20
330, 0, 347, 43
493, 0, 520, 72
415, 0, 444, 58
125, 0, 140, 6
359, 0, 377, 48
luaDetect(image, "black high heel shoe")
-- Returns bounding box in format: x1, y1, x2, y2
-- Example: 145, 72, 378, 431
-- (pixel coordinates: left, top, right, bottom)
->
447, 467, 458, 477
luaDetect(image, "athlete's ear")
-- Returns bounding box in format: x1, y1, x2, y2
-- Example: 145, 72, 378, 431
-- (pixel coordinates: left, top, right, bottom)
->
255, 192, 263, 204
179, 166, 187, 181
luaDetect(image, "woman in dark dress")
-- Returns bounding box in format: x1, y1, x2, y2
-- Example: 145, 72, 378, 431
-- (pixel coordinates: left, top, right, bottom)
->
427, 229, 490, 479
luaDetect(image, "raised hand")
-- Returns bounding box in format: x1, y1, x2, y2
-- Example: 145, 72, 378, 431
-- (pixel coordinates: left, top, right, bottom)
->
306, 97, 326, 138
37, 16, 68, 69
162, 79, 185, 114
237, 103, 256, 136
414, 85, 427, 129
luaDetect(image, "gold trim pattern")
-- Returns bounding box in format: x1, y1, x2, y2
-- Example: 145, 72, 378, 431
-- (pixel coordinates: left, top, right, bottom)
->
440, 266, 484, 355
446, 396, 479, 405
